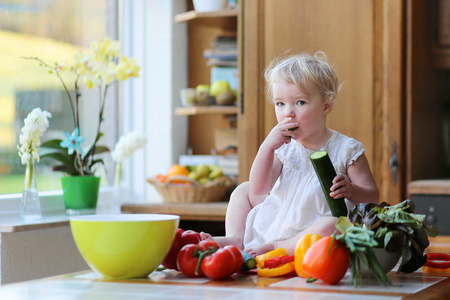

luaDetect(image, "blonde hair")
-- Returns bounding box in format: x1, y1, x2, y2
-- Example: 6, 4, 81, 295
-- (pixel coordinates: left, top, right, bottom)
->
264, 51, 341, 103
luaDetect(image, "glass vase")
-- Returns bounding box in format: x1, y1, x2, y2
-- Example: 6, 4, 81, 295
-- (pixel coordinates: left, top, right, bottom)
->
111, 162, 124, 214
20, 160, 42, 221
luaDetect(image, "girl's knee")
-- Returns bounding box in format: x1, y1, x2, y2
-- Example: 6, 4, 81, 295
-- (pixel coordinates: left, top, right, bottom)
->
315, 216, 338, 236
231, 181, 250, 196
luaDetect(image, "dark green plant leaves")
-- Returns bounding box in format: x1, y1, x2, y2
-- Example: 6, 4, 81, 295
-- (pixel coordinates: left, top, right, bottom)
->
346, 200, 438, 275
39, 136, 109, 176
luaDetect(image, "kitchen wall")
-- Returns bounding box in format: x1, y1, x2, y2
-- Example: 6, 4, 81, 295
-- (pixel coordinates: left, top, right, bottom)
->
120, 0, 188, 203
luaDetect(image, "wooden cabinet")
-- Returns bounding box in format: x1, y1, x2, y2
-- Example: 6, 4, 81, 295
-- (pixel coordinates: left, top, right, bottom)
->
431, 0, 450, 68
407, 1, 450, 186
239, 0, 404, 204
239, 0, 450, 204
178, 1, 450, 204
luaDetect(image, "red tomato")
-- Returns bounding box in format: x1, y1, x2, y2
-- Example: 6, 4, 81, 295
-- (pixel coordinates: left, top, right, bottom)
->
177, 244, 204, 277
162, 229, 201, 270
162, 228, 184, 270
198, 240, 220, 252
224, 245, 244, 273
181, 230, 202, 245
200, 247, 238, 280
302, 236, 349, 285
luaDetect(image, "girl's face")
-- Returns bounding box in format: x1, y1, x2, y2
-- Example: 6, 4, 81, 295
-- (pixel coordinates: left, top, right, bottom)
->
272, 79, 332, 145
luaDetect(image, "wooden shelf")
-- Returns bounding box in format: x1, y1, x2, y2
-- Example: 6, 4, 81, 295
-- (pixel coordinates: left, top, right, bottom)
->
175, 9, 238, 23
175, 105, 238, 116
408, 180, 450, 195
121, 202, 228, 222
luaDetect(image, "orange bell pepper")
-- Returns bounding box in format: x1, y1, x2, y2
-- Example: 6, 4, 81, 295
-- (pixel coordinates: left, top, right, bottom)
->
294, 234, 322, 278
256, 248, 295, 277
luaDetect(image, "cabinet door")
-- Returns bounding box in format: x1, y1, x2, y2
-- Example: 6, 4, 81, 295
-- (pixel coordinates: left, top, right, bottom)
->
240, 0, 404, 204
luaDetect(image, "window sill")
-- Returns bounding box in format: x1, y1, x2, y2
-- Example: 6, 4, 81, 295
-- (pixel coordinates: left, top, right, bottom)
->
0, 215, 70, 233
0, 186, 116, 233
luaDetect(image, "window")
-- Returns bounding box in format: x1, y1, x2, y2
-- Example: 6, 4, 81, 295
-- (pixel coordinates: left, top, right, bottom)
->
0, 0, 118, 195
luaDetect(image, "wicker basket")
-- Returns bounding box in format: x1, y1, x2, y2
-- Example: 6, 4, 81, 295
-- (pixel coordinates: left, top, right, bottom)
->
146, 175, 234, 203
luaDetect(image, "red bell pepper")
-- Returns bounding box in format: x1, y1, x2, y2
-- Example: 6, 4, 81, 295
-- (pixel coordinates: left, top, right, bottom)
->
422, 253, 450, 273
162, 229, 201, 270
263, 254, 295, 268
256, 248, 296, 277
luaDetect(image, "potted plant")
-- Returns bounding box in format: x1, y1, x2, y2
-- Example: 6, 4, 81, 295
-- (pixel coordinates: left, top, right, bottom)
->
336, 199, 438, 286
26, 37, 140, 215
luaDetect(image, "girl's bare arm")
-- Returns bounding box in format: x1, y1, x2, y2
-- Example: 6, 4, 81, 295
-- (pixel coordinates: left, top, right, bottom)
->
330, 153, 379, 204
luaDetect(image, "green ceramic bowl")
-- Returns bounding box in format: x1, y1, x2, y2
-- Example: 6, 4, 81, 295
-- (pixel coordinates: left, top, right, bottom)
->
70, 214, 179, 279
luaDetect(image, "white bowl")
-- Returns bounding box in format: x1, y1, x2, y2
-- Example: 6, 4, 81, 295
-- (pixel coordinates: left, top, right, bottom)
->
193, 0, 228, 12
180, 88, 196, 106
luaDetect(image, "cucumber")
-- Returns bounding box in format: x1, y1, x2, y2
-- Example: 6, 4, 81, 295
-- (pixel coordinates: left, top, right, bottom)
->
310, 150, 348, 217
240, 251, 257, 271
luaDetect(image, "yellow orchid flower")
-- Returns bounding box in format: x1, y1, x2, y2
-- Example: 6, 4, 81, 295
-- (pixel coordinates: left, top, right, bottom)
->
83, 76, 94, 89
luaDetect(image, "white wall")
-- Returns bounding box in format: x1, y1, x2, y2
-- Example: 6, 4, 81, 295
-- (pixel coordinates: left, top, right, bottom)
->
121, 0, 188, 203
0, 226, 88, 285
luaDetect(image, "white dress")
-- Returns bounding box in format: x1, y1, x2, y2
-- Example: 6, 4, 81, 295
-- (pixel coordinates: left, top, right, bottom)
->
243, 130, 365, 249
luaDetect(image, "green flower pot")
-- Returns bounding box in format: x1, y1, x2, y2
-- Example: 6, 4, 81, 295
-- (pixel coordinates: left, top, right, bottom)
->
61, 176, 101, 215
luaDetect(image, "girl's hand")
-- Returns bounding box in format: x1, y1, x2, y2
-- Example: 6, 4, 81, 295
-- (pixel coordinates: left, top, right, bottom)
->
330, 174, 353, 199
264, 118, 298, 151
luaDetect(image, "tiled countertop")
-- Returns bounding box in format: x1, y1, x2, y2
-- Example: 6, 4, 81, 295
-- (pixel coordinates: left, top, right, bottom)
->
0, 269, 449, 300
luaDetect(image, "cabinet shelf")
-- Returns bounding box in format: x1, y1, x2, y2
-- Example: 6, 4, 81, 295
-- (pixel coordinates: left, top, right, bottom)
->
175, 106, 238, 116
175, 9, 238, 23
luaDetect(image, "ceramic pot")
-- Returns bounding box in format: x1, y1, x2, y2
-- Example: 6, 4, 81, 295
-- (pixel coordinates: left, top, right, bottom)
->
193, 0, 228, 12
355, 248, 402, 277
61, 176, 100, 215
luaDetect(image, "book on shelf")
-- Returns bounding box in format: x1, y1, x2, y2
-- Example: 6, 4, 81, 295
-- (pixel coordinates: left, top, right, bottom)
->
206, 58, 238, 67
204, 35, 238, 67
203, 48, 238, 60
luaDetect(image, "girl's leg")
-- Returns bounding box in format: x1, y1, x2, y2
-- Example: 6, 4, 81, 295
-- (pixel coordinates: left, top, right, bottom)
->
201, 181, 265, 250
245, 216, 338, 256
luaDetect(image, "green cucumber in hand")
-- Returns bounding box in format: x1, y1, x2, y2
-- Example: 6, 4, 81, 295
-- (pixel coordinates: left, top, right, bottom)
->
310, 150, 348, 217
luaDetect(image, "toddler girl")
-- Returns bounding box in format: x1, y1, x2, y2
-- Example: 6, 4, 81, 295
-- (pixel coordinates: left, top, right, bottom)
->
202, 52, 379, 256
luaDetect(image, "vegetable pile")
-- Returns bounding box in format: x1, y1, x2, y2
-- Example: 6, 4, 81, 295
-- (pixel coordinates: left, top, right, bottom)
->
160, 199, 438, 286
